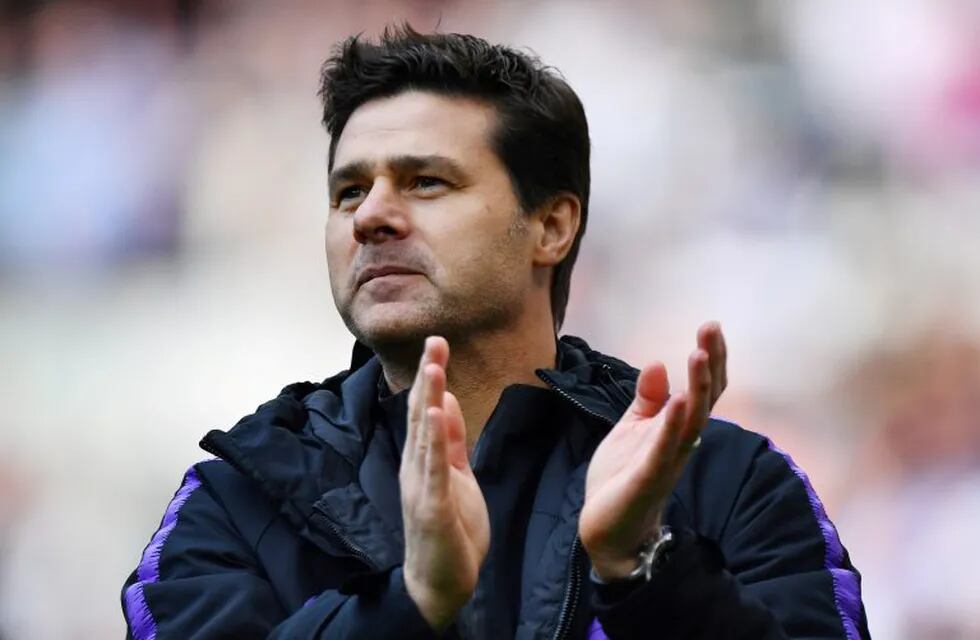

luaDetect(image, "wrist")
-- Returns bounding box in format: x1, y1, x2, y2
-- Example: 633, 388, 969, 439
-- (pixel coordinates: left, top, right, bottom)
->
590, 555, 644, 583
588, 526, 674, 584
403, 570, 465, 632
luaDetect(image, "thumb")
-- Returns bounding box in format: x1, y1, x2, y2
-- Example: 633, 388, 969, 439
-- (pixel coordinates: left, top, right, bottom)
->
627, 362, 670, 419
442, 391, 470, 469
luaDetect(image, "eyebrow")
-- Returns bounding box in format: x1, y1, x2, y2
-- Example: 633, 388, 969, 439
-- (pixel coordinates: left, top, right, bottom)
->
328, 154, 467, 195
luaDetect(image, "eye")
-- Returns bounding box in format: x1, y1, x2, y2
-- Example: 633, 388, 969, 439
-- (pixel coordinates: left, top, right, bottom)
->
336, 185, 366, 204
411, 176, 448, 191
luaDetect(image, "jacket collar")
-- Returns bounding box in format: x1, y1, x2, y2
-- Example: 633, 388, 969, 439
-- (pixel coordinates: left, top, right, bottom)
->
537, 335, 638, 422
311, 334, 639, 435
197, 335, 638, 542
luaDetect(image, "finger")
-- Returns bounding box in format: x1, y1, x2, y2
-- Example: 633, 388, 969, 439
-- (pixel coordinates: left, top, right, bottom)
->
661, 390, 690, 456
406, 336, 449, 458
698, 321, 727, 407
413, 363, 445, 475
713, 326, 728, 403
422, 406, 450, 502
670, 349, 711, 467
634, 392, 688, 489
696, 321, 715, 353
406, 344, 432, 459
418, 338, 449, 443
686, 349, 711, 424
442, 391, 469, 470
425, 335, 450, 370
675, 395, 706, 475
658, 391, 702, 486
627, 362, 670, 420
424, 362, 446, 411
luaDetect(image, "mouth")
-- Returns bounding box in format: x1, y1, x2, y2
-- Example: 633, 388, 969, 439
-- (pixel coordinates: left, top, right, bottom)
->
355, 265, 423, 288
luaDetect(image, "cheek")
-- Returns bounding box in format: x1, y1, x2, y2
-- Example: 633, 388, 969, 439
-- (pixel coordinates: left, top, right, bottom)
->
443, 214, 527, 283
324, 218, 354, 281
325, 215, 349, 254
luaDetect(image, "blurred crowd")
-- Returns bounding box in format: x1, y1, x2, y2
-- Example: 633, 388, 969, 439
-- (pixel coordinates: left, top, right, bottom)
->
1, 1, 979, 637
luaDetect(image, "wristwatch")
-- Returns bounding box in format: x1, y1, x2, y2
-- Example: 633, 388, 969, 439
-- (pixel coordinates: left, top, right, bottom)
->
591, 526, 676, 585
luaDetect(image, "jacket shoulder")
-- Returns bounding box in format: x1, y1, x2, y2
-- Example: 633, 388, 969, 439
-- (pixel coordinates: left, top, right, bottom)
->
122, 461, 292, 638
669, 417, 772, 537
191, 458, 280, 548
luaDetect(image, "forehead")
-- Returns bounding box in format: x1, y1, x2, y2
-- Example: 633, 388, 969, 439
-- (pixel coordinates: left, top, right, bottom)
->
332, 91, 498, 169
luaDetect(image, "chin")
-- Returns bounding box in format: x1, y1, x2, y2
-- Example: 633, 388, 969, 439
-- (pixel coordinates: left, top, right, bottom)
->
349, 302, 440, 348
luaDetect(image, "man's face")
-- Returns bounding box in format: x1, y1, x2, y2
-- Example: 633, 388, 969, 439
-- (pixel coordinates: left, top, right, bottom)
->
325, 91, 534, 349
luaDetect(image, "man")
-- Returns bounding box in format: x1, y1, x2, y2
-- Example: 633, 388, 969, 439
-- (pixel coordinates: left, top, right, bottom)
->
123, 27, 869, 639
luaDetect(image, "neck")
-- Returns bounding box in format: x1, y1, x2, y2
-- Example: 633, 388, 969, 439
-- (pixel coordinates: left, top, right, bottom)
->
379, 312, 557, 451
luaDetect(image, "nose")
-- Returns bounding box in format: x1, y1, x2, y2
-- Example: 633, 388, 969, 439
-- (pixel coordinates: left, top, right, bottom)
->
352, 179, 410, 245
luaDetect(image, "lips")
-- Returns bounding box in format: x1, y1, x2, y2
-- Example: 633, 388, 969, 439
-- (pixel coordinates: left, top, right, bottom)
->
355, 265, 423, 288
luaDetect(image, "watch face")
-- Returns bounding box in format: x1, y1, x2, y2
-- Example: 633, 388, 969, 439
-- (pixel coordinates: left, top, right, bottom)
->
649, 527, 676, 573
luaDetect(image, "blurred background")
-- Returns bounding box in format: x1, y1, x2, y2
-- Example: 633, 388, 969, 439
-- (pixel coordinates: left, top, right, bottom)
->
1, 0, 979, 637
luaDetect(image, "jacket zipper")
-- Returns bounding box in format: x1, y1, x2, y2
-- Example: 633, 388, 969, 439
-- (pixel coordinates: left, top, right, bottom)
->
552, 536, 583, 640
536, 369, 616, 640
314, 504, 380, 570
601, 364, 635, 409
536, 370, 616, 428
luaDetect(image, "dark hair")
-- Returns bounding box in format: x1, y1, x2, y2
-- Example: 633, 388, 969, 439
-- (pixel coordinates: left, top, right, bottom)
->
318, 25, 590, 330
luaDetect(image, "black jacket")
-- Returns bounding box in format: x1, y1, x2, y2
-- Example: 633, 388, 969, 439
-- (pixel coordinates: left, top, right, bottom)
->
122, 336, 870, 639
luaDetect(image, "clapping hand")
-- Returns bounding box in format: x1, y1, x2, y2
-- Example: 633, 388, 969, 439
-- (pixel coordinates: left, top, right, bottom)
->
400, 337, 490, 630
580, 322, 727, 581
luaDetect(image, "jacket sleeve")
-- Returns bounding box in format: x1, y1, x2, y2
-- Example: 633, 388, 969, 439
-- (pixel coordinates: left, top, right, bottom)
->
591, 438, 870, 639
121, 466, 439, 640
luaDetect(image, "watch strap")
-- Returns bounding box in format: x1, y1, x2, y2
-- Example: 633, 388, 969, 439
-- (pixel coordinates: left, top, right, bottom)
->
590, 526, 676, 586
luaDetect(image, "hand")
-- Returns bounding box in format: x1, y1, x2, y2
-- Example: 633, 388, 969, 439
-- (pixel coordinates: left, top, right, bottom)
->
580, 322, 727, 581
400, 337, 490, 631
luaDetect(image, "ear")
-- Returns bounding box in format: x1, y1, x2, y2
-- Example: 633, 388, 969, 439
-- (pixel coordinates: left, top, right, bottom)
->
532, 194, 581, 268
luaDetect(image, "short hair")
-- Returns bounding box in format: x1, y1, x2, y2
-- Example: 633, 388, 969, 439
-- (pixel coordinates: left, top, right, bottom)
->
318, 25, 590, 330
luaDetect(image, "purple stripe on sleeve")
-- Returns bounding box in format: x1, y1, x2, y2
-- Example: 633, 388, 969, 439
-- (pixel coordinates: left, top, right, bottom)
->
588, 617, 609, 639
767, 439, 862, 640
123, 466, 203, 640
